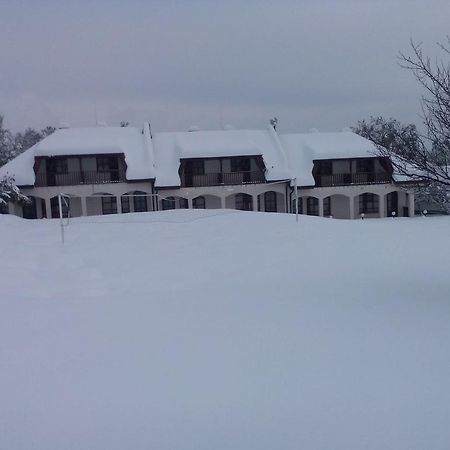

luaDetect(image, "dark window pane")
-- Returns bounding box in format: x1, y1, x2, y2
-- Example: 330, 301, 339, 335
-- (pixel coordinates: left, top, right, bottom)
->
121, 195, 130, 213
264, 191, 277, 212
359, 193, 379, 214
323, 197, 331, 216
162, 197, 175, 210
193, 196, 206, 209
133, 191, 148, 212
307, 197, 319, 216
235, 193, 253, 211
101, 196, 117, 215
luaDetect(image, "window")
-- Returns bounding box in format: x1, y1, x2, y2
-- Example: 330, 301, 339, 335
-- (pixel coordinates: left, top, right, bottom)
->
292, 198, 303, 214
121, 194, 130, 213
101, 195, 117, 215
231, 157, 251, 172
162, 197, 175, 210
264, 191, 277, 212
133, 191, 148, 212
184, 160, 205, 175
97, 156, 118, 171
50, 196, 70, 218
235, 193, 253, 211
307, 197, 319, 216
319, 161, 332, 175
97, 156, 119, 181
356, 159, 374, 173
323, 197, 331, 216
22, 197, 37, 219
55, 158, 68, 174
193, 196, 206, 209
359, 193, 379, 214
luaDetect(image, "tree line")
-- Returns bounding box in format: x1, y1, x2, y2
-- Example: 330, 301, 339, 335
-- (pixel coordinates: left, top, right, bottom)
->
0, 116, 55, 168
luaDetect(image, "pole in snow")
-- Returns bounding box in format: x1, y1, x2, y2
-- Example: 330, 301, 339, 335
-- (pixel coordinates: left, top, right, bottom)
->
294, 178, 299, 223
58, 194, 64, 244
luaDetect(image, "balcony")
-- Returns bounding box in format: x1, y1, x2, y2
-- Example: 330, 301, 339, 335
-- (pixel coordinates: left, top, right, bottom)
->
315, 172, 392, 187
181, 171, 266, 187
35, 170, 126, 187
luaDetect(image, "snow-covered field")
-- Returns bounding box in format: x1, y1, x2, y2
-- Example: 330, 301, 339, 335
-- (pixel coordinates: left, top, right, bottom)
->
1, 211, 450, 450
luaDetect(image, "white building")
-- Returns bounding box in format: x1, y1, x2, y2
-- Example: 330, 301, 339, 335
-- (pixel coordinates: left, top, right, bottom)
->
0, 123, 416, 219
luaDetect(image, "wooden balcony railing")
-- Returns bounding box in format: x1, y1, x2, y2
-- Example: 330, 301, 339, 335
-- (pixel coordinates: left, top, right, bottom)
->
181, 170, 265, 187
35, 170, 126, 187
315, 172, 392, 187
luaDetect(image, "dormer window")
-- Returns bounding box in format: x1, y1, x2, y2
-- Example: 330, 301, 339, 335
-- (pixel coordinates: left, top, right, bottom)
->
231, 157, 251, 172
356, 159, 374, 173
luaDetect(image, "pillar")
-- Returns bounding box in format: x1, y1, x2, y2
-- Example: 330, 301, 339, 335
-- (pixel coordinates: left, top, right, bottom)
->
408, 192, 415, 217
349, 196, 355, 220
318, 198, 324, 217
81, 197, 87, 217
188, 198, 193, 209
379, 194, 385, 218
252, 195, 258, 212
116, 196, 122, 214
220, 196, 225, 209
45, 198, 52, 219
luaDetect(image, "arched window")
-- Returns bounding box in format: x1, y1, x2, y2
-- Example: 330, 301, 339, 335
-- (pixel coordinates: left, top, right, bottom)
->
235, 193, 253, 211
291, 198, 303, 214
359, 193, 379, 214
101, 195, 117, 215
23, 197, 37, 219
193, 196, 206, 209
162, 197, 175, 210
323, 197, 331, 217
50, 196, 70, 218
306, 197, 319, 216
133, 191, 148, 212
121, 194, 130, 213
264, 191, 277, 212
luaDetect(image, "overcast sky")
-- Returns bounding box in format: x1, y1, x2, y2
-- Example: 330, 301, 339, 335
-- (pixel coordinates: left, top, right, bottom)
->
1, 0, 449, 133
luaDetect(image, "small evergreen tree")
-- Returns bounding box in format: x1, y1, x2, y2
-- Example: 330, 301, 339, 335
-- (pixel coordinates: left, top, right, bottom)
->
0, 175, 29, 213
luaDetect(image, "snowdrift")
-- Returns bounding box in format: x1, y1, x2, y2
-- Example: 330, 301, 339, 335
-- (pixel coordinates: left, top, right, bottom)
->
1, 211, 450, 450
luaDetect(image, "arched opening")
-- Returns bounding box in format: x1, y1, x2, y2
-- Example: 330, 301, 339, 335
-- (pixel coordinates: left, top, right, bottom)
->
324, 194, 351, 219
121, 191, 152, 213
357, 193, 379, 217
226, 193, 253, 211
386, 191, 398, 217
258, 191, 285, 213
133, 191, 148, 213
86, 193, 116, 216
22, 196, 47, 219
161, 196, 188, 210
201, 194, 221, 209
291, 197, 303, 214
193, 196, 206, 209
306, 197, 319, 216
50, 195, 70, 218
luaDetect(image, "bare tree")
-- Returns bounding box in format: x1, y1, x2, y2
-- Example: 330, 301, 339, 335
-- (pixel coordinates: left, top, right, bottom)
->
395, 39, 450, 183
354, 39, 450, 211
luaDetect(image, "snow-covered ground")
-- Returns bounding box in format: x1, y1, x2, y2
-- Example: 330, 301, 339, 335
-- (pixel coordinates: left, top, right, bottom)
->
1, 211, 450, 450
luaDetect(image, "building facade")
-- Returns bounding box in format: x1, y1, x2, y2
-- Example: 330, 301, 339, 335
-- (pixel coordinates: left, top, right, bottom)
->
0, 123, 417, 220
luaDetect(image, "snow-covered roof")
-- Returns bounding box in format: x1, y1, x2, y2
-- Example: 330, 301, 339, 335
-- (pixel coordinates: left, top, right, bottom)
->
279, 131, 379, 186
153, 127, 291, 187
0, 125, 394, 189
0, 124, 155, 185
